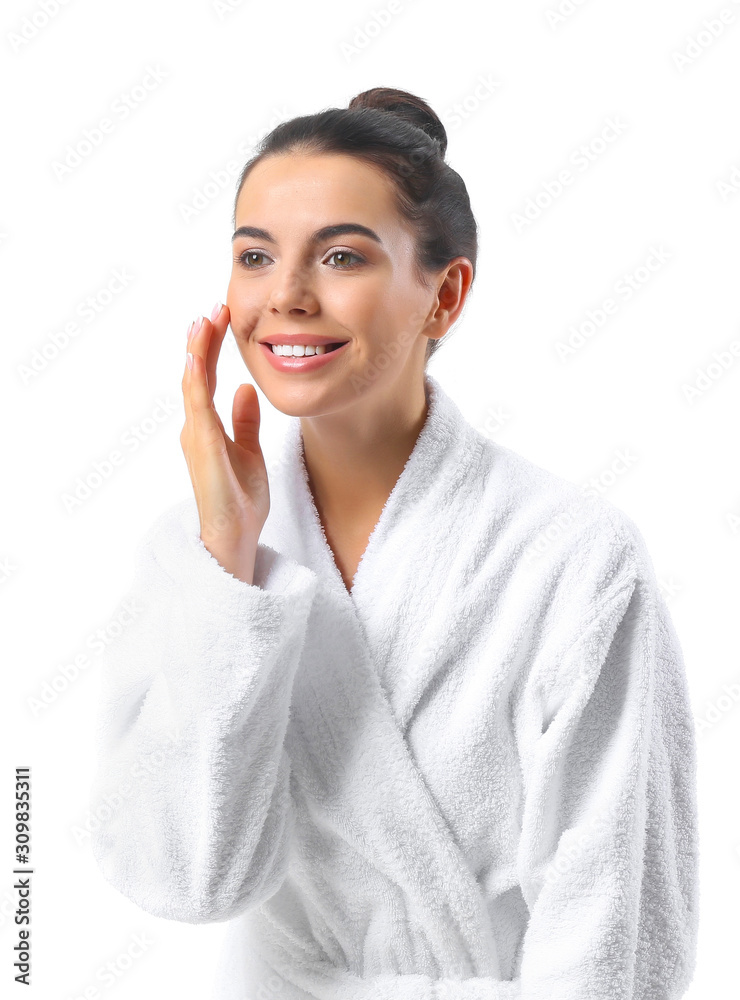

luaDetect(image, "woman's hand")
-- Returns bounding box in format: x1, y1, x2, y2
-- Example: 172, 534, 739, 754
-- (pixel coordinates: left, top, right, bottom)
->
181, 303, 269, 585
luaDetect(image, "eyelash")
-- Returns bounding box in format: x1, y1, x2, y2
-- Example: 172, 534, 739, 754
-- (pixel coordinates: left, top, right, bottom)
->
233, 249, 366, 271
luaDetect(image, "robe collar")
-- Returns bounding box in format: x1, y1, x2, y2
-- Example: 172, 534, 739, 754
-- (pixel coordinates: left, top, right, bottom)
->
263, 372, 478, 610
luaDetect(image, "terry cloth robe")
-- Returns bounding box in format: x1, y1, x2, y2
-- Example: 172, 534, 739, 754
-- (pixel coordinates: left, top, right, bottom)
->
90, 373, 699, 1000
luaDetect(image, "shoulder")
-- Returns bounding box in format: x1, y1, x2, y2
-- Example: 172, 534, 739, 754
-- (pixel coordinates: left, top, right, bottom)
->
467, 440, 667, 704
467, 432, 657, 602
474, 434, 641, 536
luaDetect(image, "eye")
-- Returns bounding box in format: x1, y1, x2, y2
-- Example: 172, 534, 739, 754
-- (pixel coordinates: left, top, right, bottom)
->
325, 249, 365, 270
234, 250, 272, 269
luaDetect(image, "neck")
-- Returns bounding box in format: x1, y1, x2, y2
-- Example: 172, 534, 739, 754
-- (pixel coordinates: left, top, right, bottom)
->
299, 377, 430, 523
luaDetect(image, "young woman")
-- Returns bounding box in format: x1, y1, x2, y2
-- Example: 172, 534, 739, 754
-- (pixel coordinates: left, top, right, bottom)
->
91, 88, 699, 1000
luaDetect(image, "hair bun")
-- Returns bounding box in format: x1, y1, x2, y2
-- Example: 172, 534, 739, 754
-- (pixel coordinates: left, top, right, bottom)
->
348, 87, 447, 158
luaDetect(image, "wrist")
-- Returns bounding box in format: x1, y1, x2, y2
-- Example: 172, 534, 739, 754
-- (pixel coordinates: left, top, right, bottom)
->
200, 535, 259, 586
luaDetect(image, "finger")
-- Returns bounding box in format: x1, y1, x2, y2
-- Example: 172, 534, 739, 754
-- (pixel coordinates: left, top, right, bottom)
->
183, 315, 224, 430
182, 315, 209, 430
181, 325, 211, 523
182, 317, 198, 430
185, 350, 228, 451
188, 305, 228, 402
183, 319, 227, 440
232, 382, 261, 453
205, 302, 230, 396
187, 314, 213, 398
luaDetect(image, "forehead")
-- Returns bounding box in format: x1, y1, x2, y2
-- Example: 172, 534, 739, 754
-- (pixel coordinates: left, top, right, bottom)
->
235, 152, 400, 227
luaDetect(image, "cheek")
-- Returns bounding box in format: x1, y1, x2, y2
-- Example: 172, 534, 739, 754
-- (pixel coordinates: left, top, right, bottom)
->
357, 285, 410, 338
329, 277, 389, 329
226, 279, 262, 339
226, 273, 244, 309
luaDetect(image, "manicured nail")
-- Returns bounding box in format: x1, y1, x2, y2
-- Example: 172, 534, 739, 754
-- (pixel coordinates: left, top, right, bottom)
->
186, 319, 194, 343
211, 301, 222, 322
187, 352, 193, 370
192, 315, 203, 336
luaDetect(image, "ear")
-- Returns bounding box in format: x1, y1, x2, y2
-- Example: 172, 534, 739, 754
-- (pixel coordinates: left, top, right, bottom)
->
425, 257, 474, 342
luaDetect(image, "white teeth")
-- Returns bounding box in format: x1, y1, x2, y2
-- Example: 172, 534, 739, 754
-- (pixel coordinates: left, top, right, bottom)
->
271, 344, 328, 356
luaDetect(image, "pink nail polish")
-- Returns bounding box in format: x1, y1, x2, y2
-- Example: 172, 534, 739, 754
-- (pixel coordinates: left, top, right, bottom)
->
192, 316, 203, 336
186, 320, 194, 343
211, 301, 222, 322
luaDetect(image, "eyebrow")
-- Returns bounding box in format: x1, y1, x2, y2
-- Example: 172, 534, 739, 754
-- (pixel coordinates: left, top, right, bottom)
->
231, 222, 383, 245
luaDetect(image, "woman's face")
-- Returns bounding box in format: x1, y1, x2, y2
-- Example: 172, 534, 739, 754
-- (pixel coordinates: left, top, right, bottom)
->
226, 151, 446, 417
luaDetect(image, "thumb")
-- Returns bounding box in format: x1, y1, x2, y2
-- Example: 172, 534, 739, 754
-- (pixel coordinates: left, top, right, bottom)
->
232, 382, 261, 451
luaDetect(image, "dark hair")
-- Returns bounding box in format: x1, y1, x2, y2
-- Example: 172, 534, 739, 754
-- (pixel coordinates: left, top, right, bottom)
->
232, 87, 477, 365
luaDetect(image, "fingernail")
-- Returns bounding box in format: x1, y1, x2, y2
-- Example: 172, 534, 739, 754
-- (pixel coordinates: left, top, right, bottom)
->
187, 352, 193, 370
186, 319, 194, 343
192, 315, 203, 336
211, 301, 222, 322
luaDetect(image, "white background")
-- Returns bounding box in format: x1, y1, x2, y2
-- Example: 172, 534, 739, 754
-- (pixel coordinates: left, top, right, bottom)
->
2, 0, 738, 997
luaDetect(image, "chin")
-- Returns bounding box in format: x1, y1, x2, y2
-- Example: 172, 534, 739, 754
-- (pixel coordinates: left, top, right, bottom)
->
257, 380, 350, 419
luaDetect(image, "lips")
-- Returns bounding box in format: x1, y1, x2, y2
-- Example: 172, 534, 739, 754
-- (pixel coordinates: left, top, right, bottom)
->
259, 339, 350, 371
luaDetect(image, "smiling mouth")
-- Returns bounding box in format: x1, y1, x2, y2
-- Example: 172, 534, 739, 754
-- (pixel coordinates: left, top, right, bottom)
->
265, 342, 347, 355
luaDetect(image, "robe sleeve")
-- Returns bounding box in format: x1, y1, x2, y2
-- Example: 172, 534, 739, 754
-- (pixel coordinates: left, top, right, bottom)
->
513, 530, 699, 1000
89, 502, 318, 924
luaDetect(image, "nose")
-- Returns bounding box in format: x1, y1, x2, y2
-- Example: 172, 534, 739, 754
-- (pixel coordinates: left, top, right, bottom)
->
266, 260, 319, 317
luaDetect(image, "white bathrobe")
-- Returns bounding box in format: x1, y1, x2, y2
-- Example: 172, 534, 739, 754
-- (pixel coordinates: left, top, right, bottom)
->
90, 373, 699, 1000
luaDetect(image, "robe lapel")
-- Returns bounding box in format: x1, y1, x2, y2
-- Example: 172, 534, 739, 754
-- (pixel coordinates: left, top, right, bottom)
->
261, 377, 503, 977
